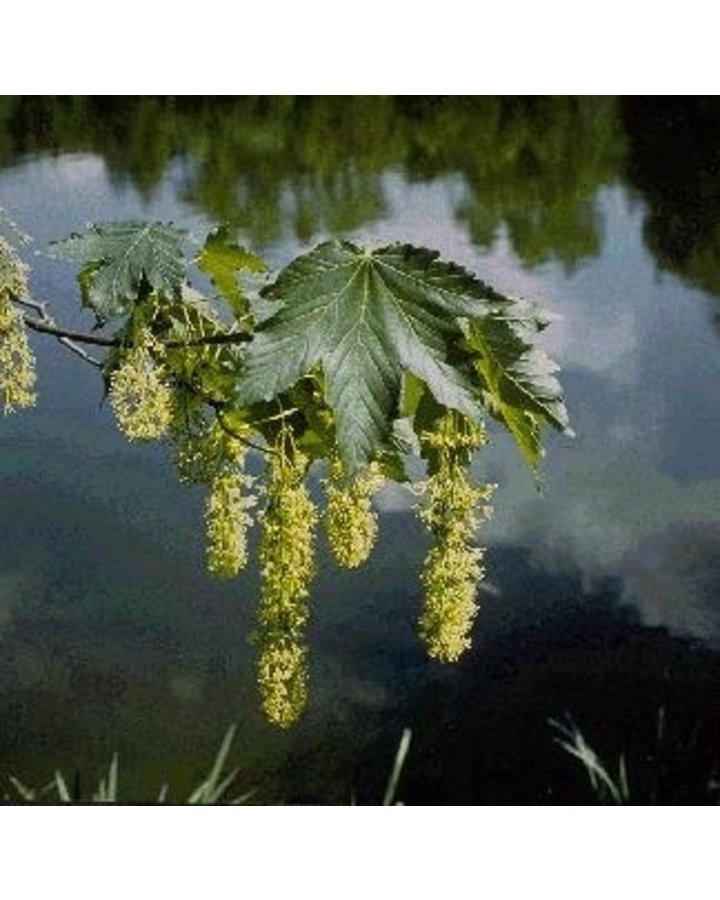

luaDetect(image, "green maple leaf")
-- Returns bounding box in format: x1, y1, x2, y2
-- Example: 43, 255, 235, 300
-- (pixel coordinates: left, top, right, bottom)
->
236, 240, 522, 473
197, 226, 267, 323
460, 302, 572, 472
50, 221, 187, 321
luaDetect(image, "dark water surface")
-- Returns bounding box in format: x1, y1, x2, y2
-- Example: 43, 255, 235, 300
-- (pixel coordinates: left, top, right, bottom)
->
0, 97, 718, 803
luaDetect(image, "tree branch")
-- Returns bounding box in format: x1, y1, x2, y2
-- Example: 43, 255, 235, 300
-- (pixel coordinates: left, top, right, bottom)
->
14, 294, 268, 455
14, 288, 251, 376
21, 313, 252, 349
22, 315, 118, 347
14, 298, 105, 366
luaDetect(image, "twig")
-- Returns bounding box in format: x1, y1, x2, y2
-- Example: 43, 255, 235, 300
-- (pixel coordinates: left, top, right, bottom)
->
15, 298, 105, 367
58, 338, 104, 367
16, 291, 252, 369
21, 312, 251, 350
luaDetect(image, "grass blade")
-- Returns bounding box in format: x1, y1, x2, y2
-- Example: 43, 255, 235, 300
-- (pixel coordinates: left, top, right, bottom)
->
187, 726, 238, 805
382, 728, 412, 806
9, 776, 36, 802
549, 717, 629, 805
54, 771, 72, 803
229, 787, 257, 805
107, 754, 119, 802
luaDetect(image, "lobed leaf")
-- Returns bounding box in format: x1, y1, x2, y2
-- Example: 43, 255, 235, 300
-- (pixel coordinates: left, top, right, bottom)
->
236, 241, 510, 473
50, 221, 187, 321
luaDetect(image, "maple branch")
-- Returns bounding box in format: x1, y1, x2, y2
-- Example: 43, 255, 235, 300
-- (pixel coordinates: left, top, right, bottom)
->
15, 296, 252, 367
14, 297, 105, 366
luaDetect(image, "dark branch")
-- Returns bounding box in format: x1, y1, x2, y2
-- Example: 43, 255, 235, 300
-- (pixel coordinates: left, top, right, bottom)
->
22, 314, 252, 350
14, 298, 104, 366
15, 295, 267, 454
22, 315, 118, 346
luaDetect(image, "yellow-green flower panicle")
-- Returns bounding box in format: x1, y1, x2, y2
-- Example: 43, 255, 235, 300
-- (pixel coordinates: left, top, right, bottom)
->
172, 417, 245, 486
257, 439, 317, 728
0, 295, 37, 415
109, 332, 173, 441
256, 639, 308, 730
0, 236, 29, 301
420, 536, 485, 662
259, 447, 316, 613
205, 469, 256, 579
325, 458, 384, 569
416, 412, 495, 663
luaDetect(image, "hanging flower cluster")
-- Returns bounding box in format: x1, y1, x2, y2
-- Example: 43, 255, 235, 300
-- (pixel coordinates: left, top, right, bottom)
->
416, 413, 495, 662
324, 457, 384, 569
205, 470, 256, 579
108, 331, 174, 440
0, 239, 36, 414
256, 435, 318, 727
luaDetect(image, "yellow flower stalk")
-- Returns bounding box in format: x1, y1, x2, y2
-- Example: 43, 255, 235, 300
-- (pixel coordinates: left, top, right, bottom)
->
0, 301, 37, 416
0, 238, 36, 414
420, 539, 485, 661
256, 437, 317, 727
205, 469, 256, 579
417, 412, 495, 662
256, 639, 308, 730
325, 457, 384, 569
0, 236, 29, 301
109, 331, 173, 441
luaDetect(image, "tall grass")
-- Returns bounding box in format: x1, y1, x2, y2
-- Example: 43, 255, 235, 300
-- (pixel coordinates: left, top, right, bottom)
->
5, 726, 413, 806
550, 707, 718, 805
549, 717, 630, 804
7, 726, 254, 805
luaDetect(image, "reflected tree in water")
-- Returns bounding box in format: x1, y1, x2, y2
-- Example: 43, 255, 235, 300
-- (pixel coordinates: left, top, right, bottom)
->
0, 96, 626, 268
622, 96, 720, 300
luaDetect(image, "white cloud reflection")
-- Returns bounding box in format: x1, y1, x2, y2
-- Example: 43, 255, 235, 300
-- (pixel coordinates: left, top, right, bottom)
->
365, 181, 720, 645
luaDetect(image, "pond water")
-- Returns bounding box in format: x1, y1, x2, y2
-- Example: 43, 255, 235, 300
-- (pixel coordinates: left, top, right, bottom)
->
0, 97, 718, 803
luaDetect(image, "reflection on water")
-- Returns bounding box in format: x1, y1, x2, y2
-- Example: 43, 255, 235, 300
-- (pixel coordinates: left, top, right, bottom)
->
0, 97, 719, 803
623, 97, 720, 300
0, 96, 624, 262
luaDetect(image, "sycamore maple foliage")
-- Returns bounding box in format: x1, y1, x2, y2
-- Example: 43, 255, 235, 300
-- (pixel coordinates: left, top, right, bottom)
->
0, 220, 571, 727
